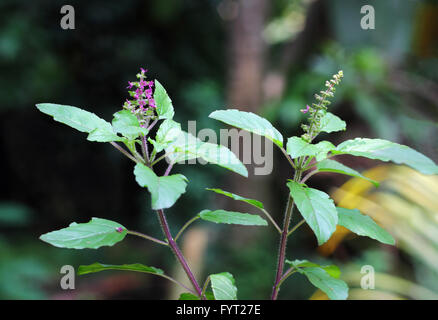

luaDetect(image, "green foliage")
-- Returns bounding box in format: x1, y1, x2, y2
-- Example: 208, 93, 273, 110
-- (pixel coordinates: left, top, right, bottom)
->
199, 209, 268, 226
336, 207, 395, 245
78, 263, 164, 276
179, 292, 215, 300
286, 136, 335, 161
206, 188, 264, 209
210, 272, 238, 300
150, 119, 181, 152
286, 259, 348, 300
316, 159, 379, 187
112, 110, 148, 140
334, 138, 438, 175
154, 80, 175, 120
318, 112, 346, 134
39, 218, 127, 249
134, 163, 187, 210
36, 103, 112, 134
36, 70, 438, 301
209, 109, 284, 147
287, 181, 338, 245
165, 130, 248, 177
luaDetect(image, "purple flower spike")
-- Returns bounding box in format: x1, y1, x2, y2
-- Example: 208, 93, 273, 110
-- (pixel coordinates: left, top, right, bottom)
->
115, 227, 123, 233
139, 79, 147, 88
300, 105, 311, 114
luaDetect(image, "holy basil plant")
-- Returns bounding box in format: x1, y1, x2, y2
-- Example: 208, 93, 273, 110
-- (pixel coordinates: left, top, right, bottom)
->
37, 69, 438, 300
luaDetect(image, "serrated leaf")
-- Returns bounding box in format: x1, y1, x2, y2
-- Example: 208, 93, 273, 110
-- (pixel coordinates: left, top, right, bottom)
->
287, 259, 348, 300
165, 131, 248, 177
150, 119, 182, 152
334, 138, 438, 175
154, 80, 175, 120
336, 207, 395, 245
39, 218, 127, 249
199, 209, 267, 226
206, 188, 264, 209
209, 109, 283, 147
287, 181, 338, 245
36, 103, 112, 133
112, 110, 148, 140
316, 159, 379, 187
319, 112, 346, 133
286, 137, 335, 161
210, 272, 237, 300
87, 127, 126, 143
78, 263, 164, 276
133, 163, 187, 210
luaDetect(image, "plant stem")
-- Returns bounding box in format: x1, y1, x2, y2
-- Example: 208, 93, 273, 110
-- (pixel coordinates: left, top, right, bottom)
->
271, 168, 302, 300
201, 276, 211, 298
287, 219, 305, 237
174, 215, 200, 242
141, 135, 150, 164
157, 209, 204, 299
271, 194, 295, 300
280, 147, 296, 169
164, 162, 174, 176
127, 230, 168, 246
147, 118, 159, 131
260, 208, 281, 234
301, 169, 318, 184
110, 142, 139, 164
157, 273, 198, 296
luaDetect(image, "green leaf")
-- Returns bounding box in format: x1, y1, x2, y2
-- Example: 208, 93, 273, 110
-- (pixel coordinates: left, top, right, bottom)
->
78, 262, 164, 276
318, 112, 346, 133
287, 259, 348, 300
178, 292, 215, 300
209, 109, 284, 147
206, 188, 263, 209
316, 159, 379, 187
36, 103, 112, 133
287, 181, 338, 245
178, 293, 200, 300
286, 137, 317, 159
286, 137, 335, 161
165, 131, 248, 177
150, 119, 182, 152
39, 218, 127, 249
286, 259, 341, 278
334, 138, 438, 175
133, 163, 187, 210
154, 80, 175, 120
337, 207, 395, 245
87, 127, 126, 143
199, 209, 267, 226
210, 272, 237, 300
112, 110, 148, 140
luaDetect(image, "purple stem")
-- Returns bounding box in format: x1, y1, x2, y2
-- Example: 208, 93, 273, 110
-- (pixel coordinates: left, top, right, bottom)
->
271, 196, 295, 300
157, 209, 204, 299
156, 161, 204, 298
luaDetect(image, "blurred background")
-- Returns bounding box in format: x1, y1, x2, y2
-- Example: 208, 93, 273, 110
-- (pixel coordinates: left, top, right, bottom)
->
1, 0, 438, 299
